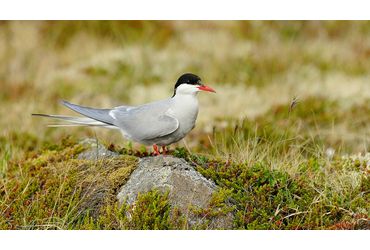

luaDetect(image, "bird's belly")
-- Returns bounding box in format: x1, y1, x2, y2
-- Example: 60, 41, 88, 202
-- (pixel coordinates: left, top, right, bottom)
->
161, 109, 198, 144
177, 114, 197, 136
149, 128, 192, 146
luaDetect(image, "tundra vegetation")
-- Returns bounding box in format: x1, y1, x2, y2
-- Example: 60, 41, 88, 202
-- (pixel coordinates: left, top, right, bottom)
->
0, 21, 369, 229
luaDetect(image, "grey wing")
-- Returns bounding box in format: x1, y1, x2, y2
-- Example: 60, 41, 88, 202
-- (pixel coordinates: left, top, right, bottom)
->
62, 100, 116, 126
111, 101, 179, 141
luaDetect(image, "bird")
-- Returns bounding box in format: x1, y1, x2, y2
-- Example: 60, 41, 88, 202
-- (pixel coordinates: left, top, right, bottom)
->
32, 73, 216, 155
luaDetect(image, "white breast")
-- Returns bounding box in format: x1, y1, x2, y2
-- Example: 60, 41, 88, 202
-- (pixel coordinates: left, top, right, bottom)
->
169, 95, 199, 136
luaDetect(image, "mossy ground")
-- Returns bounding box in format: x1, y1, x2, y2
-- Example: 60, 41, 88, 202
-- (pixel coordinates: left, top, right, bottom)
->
0, 21, 369, 229
0, 140, 138, 229
0, 134, 368, 229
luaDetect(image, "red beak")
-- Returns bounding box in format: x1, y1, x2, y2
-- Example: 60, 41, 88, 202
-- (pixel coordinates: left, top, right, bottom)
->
197, 85, 216, 93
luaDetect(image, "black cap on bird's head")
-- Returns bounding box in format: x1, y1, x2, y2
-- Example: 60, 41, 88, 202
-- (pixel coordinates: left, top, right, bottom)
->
172, 73, 215, 97
175, 73, 202, 88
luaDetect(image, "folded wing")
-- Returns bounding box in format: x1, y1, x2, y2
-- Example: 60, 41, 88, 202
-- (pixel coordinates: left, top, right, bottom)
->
110, 100, 179, 141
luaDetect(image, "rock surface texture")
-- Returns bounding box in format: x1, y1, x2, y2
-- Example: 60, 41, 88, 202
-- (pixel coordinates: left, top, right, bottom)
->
117, 156, 233, 229
78, 138, 119, 160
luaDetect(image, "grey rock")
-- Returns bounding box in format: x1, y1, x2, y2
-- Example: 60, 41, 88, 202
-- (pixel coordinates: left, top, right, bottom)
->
78, 138, 119, 160
117, 155, 233, 229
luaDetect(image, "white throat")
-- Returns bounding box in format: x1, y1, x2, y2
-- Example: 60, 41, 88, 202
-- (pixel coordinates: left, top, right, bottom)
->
172, 91, 199, 108
174, 83, 200, 97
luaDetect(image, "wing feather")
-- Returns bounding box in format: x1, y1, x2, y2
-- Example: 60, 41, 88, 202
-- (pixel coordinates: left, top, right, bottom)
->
111, 99, 179, 141
62, 100, 115, 125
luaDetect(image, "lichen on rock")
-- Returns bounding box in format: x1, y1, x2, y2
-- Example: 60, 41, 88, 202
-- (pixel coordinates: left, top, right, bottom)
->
117, 155, 233, 229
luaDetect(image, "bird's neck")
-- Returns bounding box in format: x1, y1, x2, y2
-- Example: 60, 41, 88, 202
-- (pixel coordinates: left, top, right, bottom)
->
171, 92, 199, 127
173, 92, 199, 102
172, 92, 199, 111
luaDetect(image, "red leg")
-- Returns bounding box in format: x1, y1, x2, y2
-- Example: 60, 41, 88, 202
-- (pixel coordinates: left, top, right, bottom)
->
153, 144, 160, 156
161, 146, 167, 155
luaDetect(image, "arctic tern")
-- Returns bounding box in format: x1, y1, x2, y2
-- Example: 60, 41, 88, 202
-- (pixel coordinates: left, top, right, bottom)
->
32, 73, 216, 155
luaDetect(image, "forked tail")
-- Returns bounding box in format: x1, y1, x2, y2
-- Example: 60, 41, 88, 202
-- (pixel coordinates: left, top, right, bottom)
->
32, 100, 118, 129
31, 113, 118, 129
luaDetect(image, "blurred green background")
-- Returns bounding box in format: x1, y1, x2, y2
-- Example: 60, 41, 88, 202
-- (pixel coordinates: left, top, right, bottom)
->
0, 21, 369, 155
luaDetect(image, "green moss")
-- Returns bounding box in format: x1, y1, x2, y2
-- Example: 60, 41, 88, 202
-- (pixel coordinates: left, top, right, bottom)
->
121, 190, 177, 229
0, 142, 138, 229
172, 147, 189, 159
73, 190, 187, 230
1, 138, 368, 229
194, 157, 369, 229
